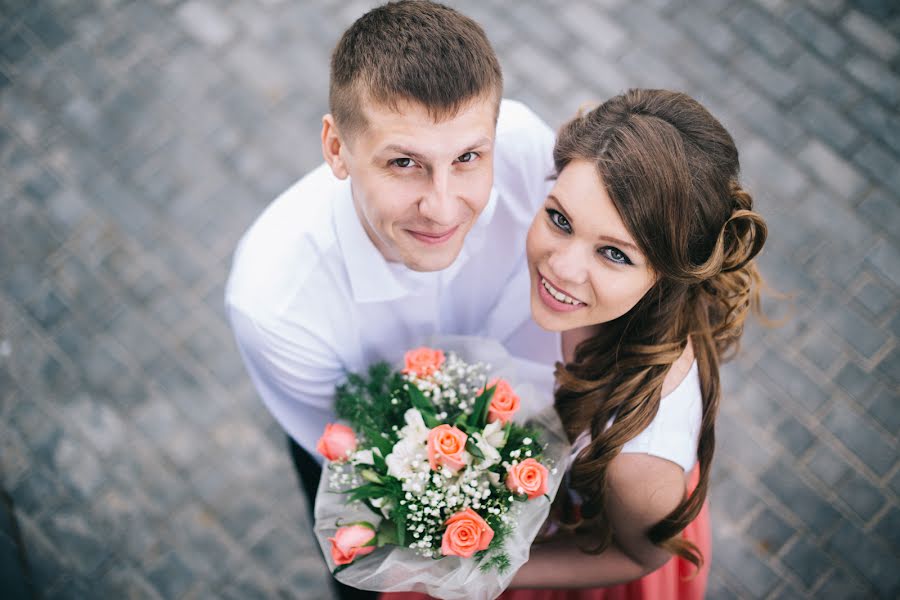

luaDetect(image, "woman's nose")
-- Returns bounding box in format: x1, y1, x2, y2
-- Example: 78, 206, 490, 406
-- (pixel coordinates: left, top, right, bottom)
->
546, 242, 588, 286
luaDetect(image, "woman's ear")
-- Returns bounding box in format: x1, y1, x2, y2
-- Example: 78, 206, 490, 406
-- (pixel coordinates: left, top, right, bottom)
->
321, 114, 349, 180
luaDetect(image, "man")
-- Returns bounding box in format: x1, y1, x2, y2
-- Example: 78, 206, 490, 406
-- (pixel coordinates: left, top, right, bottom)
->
225, 2, 559, 597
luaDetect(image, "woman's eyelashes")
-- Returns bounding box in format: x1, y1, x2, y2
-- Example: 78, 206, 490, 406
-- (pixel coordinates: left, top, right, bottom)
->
545, 208, 633, 266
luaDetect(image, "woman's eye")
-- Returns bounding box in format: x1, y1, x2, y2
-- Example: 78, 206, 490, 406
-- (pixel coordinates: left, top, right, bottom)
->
390, 157, 417, 168
457, 151, 477, 163
600, 246, 631, 265
546, 209, 571, 233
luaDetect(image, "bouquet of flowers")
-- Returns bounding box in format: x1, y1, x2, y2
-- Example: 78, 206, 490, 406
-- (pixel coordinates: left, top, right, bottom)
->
313, 337, 570, 600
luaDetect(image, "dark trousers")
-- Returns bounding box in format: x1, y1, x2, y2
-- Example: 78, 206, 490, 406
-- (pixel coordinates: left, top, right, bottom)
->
287, 436, 378, 600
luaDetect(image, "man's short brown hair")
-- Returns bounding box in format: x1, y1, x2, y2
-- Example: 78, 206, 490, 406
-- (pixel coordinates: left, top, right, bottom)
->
329, 0, 503, 139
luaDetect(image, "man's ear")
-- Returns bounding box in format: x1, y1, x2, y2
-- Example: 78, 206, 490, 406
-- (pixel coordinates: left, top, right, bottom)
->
322, 114, 350, 180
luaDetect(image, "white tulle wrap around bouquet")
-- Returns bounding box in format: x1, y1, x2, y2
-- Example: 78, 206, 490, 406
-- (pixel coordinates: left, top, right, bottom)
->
313, 337, 570, 600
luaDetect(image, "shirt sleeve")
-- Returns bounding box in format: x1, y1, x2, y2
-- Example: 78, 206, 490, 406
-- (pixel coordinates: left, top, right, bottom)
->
227, 304, 344, 462
494, 99, 557, 217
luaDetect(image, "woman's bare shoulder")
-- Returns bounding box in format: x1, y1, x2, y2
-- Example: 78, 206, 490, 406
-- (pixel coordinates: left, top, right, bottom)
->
660, 338, 695, 398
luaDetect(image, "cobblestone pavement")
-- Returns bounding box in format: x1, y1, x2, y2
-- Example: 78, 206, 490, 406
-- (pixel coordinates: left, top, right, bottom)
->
1, 0, 898, 598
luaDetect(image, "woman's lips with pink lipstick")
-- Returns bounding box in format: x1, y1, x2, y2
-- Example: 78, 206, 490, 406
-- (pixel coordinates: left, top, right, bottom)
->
407, 226, 459, 245
537, 271, 586, 313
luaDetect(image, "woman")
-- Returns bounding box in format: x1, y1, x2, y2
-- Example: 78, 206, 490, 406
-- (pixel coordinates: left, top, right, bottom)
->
386, 88, 767, 599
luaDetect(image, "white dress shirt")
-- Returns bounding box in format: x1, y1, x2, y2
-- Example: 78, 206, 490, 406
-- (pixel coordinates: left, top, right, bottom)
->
226, 99, 562, 457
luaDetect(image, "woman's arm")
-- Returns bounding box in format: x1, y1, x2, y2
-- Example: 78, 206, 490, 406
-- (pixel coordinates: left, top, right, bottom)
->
510, 452, 686, 589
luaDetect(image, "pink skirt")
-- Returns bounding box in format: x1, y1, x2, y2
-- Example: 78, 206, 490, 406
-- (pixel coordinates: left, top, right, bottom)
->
380, 470, 711, 600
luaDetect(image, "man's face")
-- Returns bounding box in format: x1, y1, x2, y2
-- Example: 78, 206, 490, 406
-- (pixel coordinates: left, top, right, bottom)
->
336, 97, 497, 272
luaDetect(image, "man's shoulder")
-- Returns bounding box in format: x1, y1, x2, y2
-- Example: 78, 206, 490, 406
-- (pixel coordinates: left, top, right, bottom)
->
496, 98, 552, 141
225, 164, 342, 318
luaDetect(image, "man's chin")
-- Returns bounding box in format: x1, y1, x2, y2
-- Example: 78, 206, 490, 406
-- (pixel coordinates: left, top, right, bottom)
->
401, 246, 463, 272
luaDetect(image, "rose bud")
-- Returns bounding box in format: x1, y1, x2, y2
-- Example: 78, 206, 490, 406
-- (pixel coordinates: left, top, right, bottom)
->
328, 524, 376, 565
441, 508, 494, 558
506, 458, 549, 499
316, 423, 357, 462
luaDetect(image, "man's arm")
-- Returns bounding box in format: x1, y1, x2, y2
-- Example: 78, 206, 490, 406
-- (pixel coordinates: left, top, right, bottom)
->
227, 305, 344, 460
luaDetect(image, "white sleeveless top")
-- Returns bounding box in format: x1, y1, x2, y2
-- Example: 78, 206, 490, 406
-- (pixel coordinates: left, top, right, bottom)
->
570, 361, 703, 473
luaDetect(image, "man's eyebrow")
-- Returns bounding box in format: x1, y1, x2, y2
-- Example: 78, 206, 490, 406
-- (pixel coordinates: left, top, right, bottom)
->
547, 194, 641, 254
380, 137, 493, 159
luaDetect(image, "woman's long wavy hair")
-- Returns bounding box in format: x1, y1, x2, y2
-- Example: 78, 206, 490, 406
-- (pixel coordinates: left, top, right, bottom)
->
552, 89, 767, 570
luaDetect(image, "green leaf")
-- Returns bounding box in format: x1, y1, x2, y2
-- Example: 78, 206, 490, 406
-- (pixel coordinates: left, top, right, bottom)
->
360, 469, 383, 484
465, 438, 485, 459
376, 520, 399, 547
468, 384, 495, 429
396, 516, 406, 547
406, 384, 434, 415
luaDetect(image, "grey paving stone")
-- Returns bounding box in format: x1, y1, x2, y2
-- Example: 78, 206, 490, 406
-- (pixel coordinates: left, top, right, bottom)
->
822, 400, 895, 476
797, 140, 869, 202
559, 3, 627, 54
733, 46, 804, 103
873, 505, 900, 553
865, 238, 900, 290
836, 469, 886, 522
821, 299, 890, 359
834, 361, 873, 403
145, 551, 198, 600
865, 385, 899, 433
845, 53, 900, 105
174, 0, 236, 48
789, 50, 863, 107
38, 502, 110, 575
842, 9, 900, 60
806, 441, 852, 488
874, 346, 900, 386
790, 96, 862, 153
761, 459, 843, 532
713, 528, 781, 598
95, 560, 164, 600
784, 5, 849, 59
857, 188, 900, 239
776, 416, 816, 456
814, 566, 872, 600
800, 328, 844, 373
709, 472, 761, 524
826, 518, 900, 596
747, 507, 796, 556
755, 351, 831, 414
783, 535, 832, 589
730, 3, 800, 63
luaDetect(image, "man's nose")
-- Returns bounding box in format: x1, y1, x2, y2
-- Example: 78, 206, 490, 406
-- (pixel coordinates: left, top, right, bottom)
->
547, 242, 588, 286
418, 169, 454, 225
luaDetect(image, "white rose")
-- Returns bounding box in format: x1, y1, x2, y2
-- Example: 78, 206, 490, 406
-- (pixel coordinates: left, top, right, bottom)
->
481, 420, 507, 448
399, 408, 430, 444
385, 437, 429, 482
352, 449, 375, 465
470, 431, 501, 469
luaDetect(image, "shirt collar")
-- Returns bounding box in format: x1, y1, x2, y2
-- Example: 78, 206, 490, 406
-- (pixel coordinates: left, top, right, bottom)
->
334, 177, 500, 303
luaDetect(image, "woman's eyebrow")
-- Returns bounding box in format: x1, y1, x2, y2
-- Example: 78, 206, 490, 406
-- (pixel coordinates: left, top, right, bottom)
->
548, 194, 640, 254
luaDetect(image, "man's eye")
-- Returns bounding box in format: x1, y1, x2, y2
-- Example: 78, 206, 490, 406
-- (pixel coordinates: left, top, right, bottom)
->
390, 158, 417, 168
546, 208, 571, 232
457, 151, 478, 163
600, 247, 631, 265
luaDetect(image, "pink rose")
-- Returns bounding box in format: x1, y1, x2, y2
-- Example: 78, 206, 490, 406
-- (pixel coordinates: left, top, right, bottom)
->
316, 423, 357, 462
485, 379, 520, 424
427, 424, 468, 473
506, 458, 549, 499
441, 508, 494, 558
403, 347, 446, 377
328, 524, 376, 565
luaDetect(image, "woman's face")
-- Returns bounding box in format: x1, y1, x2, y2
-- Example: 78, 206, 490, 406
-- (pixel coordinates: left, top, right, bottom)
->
526, 160, 657, 332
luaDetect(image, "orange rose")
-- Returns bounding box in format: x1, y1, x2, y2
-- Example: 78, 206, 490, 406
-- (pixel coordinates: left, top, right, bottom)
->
506, 458, 549, 499
441, 507, 494, 558
316, 423, 357, 462
485, 379, 520, 424
427, 424, 468, 473
403, 347, 446, 377
328, 524, 376, 565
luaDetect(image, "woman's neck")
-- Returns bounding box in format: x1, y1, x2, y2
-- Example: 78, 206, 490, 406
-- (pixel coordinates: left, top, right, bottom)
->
561, 325, 604, 363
